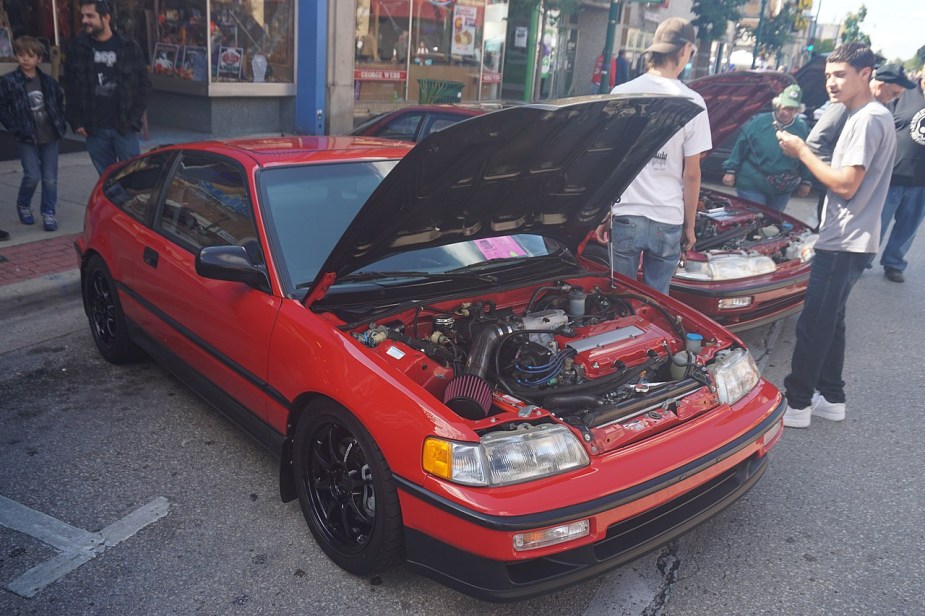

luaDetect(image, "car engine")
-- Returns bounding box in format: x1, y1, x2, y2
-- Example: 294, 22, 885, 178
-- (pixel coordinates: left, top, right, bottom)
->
350, 278, 749, 451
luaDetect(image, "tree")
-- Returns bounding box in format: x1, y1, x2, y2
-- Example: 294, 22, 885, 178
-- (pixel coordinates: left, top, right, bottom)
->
841, 6, 871, 46
752, 2, 798, 65
690, 0, 749, 77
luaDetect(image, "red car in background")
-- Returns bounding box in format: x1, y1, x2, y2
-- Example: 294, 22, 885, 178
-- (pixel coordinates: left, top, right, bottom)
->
77, 97, 784, 601
355, 73, 818, 332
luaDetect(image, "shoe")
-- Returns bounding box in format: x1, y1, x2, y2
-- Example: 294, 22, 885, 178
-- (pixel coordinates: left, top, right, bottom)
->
783, 403, 811, 428
884, 267, 905, 283
811, 393, 846, 421
0, 228, 9, 241
17, 206, 35, 225
42, 212, 57, 232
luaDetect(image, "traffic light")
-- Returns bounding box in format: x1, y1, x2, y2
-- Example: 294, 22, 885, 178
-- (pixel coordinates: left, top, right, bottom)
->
807, 38, 815, 53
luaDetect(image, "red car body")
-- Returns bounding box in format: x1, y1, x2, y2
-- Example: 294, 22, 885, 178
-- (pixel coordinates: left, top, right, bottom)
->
76, 97, 783, 601
349, 73, 817, 332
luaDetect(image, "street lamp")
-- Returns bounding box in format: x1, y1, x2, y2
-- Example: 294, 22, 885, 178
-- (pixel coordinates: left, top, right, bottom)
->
751, 0, 769, 69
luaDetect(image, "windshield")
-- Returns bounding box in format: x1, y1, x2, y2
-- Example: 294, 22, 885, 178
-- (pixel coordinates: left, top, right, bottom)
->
330, 234, 563, 289
258, 160, 398, 293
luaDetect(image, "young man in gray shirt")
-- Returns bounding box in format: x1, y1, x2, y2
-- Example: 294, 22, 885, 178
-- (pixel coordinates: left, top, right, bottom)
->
776, 43, 897, 428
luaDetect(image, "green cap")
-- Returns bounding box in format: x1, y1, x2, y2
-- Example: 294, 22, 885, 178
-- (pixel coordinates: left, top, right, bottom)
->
777, 84, 803, 108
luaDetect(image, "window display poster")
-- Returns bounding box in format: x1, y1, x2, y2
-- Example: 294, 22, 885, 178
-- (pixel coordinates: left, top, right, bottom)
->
153, 43, 180, 75
514, 26, 528, 48
218, 47, 244, 79
451, 5, 477, 56
179, 46, 208, 82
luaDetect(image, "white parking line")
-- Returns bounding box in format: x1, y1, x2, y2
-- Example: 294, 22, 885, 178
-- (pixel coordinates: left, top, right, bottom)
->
0, 494, 170, 598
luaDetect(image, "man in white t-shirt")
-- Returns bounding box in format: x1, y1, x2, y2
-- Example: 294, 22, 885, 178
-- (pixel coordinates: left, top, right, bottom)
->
776, 43, 897, 428
592, 17, 712, 294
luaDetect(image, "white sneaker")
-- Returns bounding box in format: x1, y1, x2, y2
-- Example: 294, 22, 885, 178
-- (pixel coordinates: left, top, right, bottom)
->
783, 403, 811, 428
811, 393, 846, 421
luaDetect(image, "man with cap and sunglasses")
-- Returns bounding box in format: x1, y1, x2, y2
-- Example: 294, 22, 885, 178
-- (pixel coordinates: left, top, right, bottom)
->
721, 83, 813, 211
592, 17, 712, 295
876, 70, 925, 283
64, 0, 151, 174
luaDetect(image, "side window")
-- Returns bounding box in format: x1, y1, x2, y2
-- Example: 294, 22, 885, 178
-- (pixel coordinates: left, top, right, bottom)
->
102, 152, 173, 222
379, 113, 424, 141
158, 154, 260, 260
421, 113, 466, 138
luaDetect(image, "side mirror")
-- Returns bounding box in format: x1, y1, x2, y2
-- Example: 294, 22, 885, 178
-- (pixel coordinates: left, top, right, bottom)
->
196, 245, 271, 293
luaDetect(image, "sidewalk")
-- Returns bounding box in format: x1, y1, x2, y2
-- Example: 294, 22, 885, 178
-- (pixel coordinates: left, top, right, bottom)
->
0, 126, 260, 319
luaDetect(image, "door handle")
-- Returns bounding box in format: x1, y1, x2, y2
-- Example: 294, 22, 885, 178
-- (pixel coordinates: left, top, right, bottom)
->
143, 247, 159, 268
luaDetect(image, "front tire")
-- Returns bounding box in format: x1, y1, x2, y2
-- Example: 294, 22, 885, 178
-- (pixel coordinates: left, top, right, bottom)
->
293, 401, 404, 575
83, 255, 143, 363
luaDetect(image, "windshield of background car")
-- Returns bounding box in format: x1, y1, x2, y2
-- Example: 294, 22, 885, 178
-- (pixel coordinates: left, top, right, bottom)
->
258, 160, 398, 294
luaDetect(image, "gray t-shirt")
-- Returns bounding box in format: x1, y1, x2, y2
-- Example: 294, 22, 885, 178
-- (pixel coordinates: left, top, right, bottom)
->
816, 100, 896, 253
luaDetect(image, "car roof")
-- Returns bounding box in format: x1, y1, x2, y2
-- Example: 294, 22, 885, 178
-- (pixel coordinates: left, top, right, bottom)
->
154, 135, 414, 168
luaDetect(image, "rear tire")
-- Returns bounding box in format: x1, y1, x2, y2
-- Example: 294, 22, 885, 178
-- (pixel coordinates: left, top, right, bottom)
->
293, 401, 404, 575
83, 255, 144, 364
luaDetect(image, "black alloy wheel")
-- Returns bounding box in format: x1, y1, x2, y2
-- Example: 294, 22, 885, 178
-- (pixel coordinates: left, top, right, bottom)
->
293, 402, 404, 575
83, 255, 143, 363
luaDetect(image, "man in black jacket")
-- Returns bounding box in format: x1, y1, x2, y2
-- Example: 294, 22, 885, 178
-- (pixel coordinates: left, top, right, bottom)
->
878, 71, 925, 282
65, 0, 151, 174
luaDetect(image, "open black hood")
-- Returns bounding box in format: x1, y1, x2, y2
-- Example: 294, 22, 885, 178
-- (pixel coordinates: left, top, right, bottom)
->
320, 95, 702, 281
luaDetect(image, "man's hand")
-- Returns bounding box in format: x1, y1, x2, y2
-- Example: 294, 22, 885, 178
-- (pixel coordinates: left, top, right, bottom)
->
722, 172, 736, 187
75, 127, 87, 137
682, 226, 696, 252
777, 130, 807, 159
593, 220, 609, 244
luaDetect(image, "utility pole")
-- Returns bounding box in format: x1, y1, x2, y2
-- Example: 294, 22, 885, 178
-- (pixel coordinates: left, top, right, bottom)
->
751, 0, 769, 69
598, 1, 622, 94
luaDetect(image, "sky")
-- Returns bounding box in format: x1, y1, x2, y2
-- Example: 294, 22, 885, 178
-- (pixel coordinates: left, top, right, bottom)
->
812, 0, 924, 61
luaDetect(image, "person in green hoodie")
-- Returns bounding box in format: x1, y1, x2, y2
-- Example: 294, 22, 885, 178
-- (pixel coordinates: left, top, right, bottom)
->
722, 83, 813, 211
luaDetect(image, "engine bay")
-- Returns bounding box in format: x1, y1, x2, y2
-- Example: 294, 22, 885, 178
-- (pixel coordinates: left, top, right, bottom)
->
350, 276, 753, 454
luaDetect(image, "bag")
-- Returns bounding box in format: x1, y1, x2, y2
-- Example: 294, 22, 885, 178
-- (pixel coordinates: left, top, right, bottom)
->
766, 169, 802, 193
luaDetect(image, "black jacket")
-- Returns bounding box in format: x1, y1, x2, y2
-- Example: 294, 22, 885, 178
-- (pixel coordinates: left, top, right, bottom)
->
64, 30, 151, 134
890, 84, 925, 186
0, 67, 67, 143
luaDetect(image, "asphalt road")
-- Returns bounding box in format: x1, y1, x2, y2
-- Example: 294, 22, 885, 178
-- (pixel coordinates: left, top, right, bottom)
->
2, 224, 923, 615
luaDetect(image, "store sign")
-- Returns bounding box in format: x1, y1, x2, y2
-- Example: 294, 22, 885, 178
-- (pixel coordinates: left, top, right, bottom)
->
354, 69, 407, 81
482, 72, 502, 83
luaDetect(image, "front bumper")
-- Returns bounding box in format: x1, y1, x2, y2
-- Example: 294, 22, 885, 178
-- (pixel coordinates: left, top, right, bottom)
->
399, 398, 785, 602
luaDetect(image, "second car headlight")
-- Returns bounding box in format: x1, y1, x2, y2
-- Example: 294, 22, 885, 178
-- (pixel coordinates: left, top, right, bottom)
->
423, 423, 590, 487
675, 252, 776, 281
707, 347, 760, 405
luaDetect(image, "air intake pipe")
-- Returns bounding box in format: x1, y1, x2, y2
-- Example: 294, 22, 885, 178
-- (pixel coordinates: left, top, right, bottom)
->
443, 322, 520, 419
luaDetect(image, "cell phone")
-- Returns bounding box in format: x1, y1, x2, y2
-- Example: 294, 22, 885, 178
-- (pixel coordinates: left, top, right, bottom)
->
772, 119, 783, 131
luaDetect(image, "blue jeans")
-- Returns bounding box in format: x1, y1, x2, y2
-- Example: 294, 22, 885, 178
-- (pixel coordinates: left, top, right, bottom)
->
609, 215, 682, 295
736, 187, 791, 212
879, 185, 925, 272
17, 141, 59, 215
783, 250, 872, 409
85, 128, 140, 175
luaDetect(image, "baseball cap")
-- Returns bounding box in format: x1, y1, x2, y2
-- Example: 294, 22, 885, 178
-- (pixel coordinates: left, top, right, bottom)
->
777, 84, 803, 108
873, 64, 916, 89
645, 17, 697, 54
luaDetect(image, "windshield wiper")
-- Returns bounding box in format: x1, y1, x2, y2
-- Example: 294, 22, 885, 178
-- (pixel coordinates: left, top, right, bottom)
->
336, 270, 498, 284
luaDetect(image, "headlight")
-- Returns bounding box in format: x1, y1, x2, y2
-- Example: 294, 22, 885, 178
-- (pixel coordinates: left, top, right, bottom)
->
784, 231, 818, 263
707, 347, 759, 405
675, 252, 776, 281
423, 424, 590, 487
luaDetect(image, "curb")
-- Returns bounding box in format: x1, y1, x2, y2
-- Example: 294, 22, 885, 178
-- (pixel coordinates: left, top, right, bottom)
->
0, 269, 82, 320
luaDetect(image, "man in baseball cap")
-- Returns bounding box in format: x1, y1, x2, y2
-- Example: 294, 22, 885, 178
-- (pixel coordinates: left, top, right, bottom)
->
593, 17, 711, 295
644, 16, 697, 54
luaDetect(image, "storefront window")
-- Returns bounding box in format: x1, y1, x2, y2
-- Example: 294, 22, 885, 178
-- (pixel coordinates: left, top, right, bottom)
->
147, 0, 294, 85
354, 0, 507, 104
